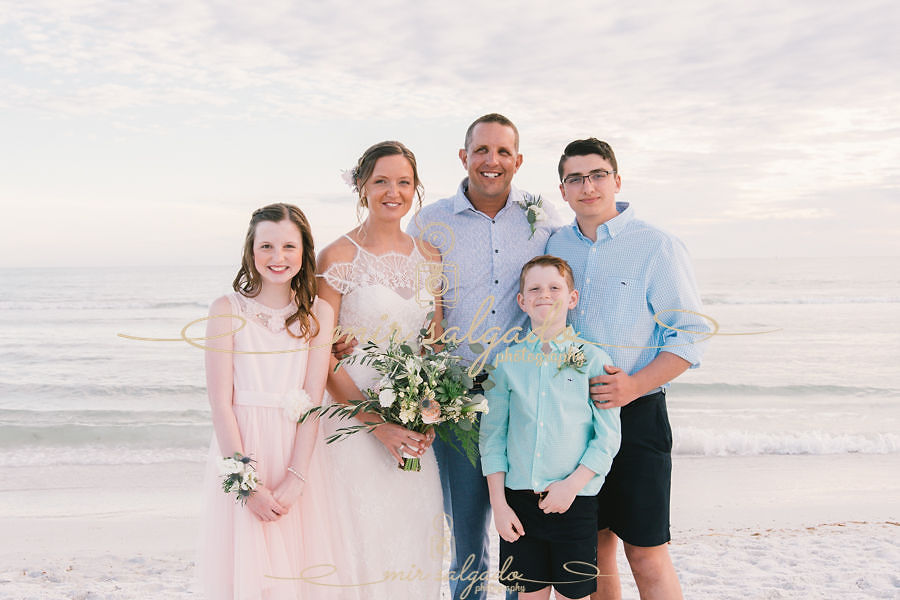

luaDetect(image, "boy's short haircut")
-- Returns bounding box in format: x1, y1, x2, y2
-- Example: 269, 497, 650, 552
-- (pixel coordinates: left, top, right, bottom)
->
557, 137, 618, 180
519, 255, 576, 294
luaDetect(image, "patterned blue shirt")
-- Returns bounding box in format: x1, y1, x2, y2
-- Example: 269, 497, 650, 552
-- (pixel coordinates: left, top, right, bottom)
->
407, 178, 564, 368
546, 203, 708, 377
480, 330, 621, 495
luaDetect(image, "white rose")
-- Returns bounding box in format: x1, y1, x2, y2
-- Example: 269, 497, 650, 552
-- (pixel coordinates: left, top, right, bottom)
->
378, 388, 396, 408
283, 389, 315, 422
470, 393, 490, 414
218, 457, 240, 476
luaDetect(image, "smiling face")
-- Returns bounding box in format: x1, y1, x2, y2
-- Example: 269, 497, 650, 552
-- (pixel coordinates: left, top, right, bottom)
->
517, 264, 578, 334
559, 153, 622, 226
459, 121, 523, 207
361, 154, 416, 222
252, 219, 303, 288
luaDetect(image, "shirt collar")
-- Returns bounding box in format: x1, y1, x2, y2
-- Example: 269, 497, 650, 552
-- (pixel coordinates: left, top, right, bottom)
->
523, 325, 579, 353
451, 178, 523, 215
570, 201, 633, 243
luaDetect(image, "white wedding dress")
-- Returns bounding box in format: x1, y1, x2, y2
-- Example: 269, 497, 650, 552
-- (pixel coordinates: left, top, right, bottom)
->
318, 235, 444, 599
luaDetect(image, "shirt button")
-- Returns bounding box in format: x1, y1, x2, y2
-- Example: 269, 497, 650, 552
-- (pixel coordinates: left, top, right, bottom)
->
491, 310, 496, 314
542, 392, 546, 396
540, 422, 544, 427
494, 249, 499, 253
536, 453, 541, 457
492, 220, 496, 224
585, 278, 591, 284
494, 280, 499, 284
580, 310, 585, 315
591, 247, 596, 252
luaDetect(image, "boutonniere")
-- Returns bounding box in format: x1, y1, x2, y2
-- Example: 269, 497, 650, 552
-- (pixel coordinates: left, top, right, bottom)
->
517, 193, 546, 239
556, 344, 587, 376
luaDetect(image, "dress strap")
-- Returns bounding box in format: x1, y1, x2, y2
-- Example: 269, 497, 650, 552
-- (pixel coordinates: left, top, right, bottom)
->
342, 234, 363, 249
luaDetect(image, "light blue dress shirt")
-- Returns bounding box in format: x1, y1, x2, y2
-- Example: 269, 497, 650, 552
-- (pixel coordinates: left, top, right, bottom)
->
546, 203, 709, 376
479, 331, 621, 496
407, 179, 564, 368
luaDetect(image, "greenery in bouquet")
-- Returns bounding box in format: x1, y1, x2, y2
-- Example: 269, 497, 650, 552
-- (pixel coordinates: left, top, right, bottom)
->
298, 315, 492, 471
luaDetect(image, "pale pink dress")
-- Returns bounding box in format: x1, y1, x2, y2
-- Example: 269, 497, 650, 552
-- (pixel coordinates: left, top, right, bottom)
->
198, 293, 343, 600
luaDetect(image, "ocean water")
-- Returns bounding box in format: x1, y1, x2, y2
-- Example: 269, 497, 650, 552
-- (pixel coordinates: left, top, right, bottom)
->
1, 257, 898, 467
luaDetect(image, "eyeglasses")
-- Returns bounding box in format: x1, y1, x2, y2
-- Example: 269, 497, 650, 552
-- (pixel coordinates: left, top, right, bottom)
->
561, 169, 616, 187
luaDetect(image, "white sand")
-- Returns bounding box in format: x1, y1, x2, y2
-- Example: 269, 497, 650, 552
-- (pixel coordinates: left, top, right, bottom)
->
2, 455, 899, 599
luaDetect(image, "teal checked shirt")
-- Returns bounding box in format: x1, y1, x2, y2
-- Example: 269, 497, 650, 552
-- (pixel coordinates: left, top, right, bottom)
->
479, 329, 622, 496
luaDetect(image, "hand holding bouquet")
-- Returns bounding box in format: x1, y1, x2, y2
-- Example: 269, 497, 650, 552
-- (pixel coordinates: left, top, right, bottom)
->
299, 330, 490, 471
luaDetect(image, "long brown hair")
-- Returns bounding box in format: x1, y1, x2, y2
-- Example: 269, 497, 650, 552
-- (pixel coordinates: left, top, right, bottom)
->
232, 203, 319, 339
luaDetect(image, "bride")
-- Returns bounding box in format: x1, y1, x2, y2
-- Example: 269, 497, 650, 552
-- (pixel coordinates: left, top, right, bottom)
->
315, 141, 445, 599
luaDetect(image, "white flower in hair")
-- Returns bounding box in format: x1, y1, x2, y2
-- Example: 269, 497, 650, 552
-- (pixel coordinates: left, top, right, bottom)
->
340, 168, 359, 192
283, 389, 316, 422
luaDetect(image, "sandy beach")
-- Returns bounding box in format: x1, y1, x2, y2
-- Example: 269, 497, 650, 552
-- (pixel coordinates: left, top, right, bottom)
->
3, 454, 898, 599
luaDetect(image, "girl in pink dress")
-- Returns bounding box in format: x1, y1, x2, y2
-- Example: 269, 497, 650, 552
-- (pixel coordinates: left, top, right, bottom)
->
197, 203, 339, 599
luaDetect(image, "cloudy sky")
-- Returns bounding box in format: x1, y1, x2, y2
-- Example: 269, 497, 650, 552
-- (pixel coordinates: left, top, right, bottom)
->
1, 0, 898, 267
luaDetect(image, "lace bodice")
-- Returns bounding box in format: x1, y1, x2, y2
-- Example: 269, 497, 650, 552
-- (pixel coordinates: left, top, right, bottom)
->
231, 293, 297, 334
319, 237, 441, 298
319, 236, 440, 361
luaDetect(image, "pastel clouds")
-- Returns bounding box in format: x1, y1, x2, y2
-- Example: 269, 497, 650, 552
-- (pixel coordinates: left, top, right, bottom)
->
0, 0, 898, 264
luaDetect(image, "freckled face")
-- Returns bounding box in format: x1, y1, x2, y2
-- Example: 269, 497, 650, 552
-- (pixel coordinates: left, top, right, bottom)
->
517, 265, 578, 329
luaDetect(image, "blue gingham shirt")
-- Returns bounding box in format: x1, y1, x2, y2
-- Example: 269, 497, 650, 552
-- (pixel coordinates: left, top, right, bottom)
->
546, 202, 708, 377
480, 330, 621, 495
407, 178, 564, 366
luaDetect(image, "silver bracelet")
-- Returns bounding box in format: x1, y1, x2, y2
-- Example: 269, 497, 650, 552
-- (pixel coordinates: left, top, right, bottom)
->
287, 467, 307, 482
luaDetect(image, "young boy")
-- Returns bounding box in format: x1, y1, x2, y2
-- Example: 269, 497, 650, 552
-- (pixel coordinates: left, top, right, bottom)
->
479, 255, 621, 600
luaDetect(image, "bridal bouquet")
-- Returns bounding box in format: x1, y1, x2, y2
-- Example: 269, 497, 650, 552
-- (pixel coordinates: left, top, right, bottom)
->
299, 326, 490, 471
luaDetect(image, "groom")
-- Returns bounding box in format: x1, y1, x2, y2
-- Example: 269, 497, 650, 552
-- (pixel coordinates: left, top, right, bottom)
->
407, 113, 562, 600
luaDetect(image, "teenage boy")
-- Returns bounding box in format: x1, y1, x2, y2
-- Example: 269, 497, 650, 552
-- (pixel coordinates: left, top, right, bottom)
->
480, 255, 621, 600
547, 138, 708, 600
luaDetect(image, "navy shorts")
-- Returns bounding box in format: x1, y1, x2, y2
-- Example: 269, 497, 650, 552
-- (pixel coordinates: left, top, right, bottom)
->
499, 488, 599, 598
596, 390, 673, 547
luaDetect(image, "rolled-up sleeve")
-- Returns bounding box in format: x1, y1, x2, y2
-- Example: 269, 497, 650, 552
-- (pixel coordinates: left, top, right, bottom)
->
578, 348, 621, 481
647, 237, 710, 368
479, 363, 511, 476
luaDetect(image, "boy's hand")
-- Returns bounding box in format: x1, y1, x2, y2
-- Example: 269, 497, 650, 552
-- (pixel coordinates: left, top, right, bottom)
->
539, 479, 578, 514
491, 502, 525, 543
